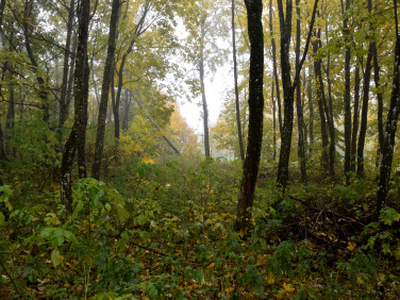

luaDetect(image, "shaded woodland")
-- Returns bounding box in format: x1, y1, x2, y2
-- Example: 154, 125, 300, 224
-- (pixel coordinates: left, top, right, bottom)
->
1, 0, 400, 298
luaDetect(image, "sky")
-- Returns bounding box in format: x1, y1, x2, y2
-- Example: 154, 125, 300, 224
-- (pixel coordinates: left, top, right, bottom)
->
178, 66, 233, 135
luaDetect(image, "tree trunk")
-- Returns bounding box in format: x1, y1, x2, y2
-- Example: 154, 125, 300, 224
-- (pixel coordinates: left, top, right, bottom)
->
0, 0, 5, 27
357, 0, 374, 178
133, 97, 180, 155
65, 31, 78, 121
0, 120, 7, 161
269, 0, 282, 134
351, 66, 360, 172
323, 24, 336, 179
342, 0, 352, 183
373, 37, 384, 159
312, 34, 329, 174
6, 77, 14, 130
59, 0, 75, 130
276, 0, 294, 189
231, 0, 244, 161
122, 89, 131, 131
60, 0, 91, 213
235, 0, 264, 235
114, 3, 150, 140
307, 66, 314, 157
277, 0, 318, 189
376, 0, 400, 217
23, 0, 49, 123
199, 20, 210, 157
92, 0, 122, 180
295, 0, 307, 181
272, 82, 277, 161
357, 47, 373, 178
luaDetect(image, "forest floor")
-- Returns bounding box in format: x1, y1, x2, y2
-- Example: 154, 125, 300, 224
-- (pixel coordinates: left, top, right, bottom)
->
1, 157, 400, 299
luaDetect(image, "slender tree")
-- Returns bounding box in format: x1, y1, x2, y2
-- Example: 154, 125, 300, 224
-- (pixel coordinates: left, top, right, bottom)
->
342, 0, 352, 183
23, 0, 50, 123
199, 19, 210, 157
92, 0, 122, 180
312, 30, 329, 174
113, 3, 150, 140
276, 0, 318, 190
323, 23, 336, 179
295, 0, 307, 181
231, 0, 245, 160
0, 121, 7, 161
235, 0, 264, 235
357, 45, 373, 177
269, 0, 282, 134
58, 0, 76, 131
376, 0, 400, 217
351, 66, 361, 172
60, 0, 91, 213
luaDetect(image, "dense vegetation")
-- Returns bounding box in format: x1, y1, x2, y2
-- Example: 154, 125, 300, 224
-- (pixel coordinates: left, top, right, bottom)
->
1, 0, 400, 298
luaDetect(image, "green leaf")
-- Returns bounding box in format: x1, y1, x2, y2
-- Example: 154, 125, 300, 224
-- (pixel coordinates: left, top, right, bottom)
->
72, 200, 84, 218
137, 214, 149, 226
380, 207, 400, 226
0, 212, 4, 227
51, 249, 60, 267
23, 266, 33, 278
193, 269, 203, 283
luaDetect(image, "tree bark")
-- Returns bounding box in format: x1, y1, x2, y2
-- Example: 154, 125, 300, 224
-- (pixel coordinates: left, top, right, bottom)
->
357, 0, 374, 178
373, 35, 384, 160
376, 0, 400, 217
6, 76, 14, 130
295, 0, 307, 181
0, 120, 7, 161
60, 0, 91, 213
231, 0, 244, 160
312, 33, 329, 174
122, 89, 131, 131
342, 0, 352, 183
235, 0, 264, 235
272, 82, 277, 161
323, 24, 336, 179
58, 0, 75, 130
276, 0, 294, 189
307, 66, 314, 157
277, 0, 318, 189
351, 66, 360, 172
23, 0, 49, 123
199, 20, 210, 157
269, 0, 282, 134
357, 48, 373, 178
92, 0, 122, 180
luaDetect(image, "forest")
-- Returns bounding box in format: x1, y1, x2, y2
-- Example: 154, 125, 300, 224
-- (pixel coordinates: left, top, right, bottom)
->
1, 0, 400, 298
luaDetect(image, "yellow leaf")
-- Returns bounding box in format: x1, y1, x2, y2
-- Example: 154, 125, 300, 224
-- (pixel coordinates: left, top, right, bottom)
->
347, 241, 356, 251
141, 157, 155, 164
267, 272, 275, 284
357, 276, 364, 284
207, 262, 215, 269
283, 282, 295, 293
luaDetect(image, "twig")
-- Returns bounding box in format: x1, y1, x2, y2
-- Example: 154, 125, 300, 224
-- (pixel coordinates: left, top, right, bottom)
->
288, 195, 317, 211
0, 258, 23, 299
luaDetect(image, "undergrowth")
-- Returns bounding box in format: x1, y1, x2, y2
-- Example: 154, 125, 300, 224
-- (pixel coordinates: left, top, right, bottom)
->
1, 157, 400, 299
